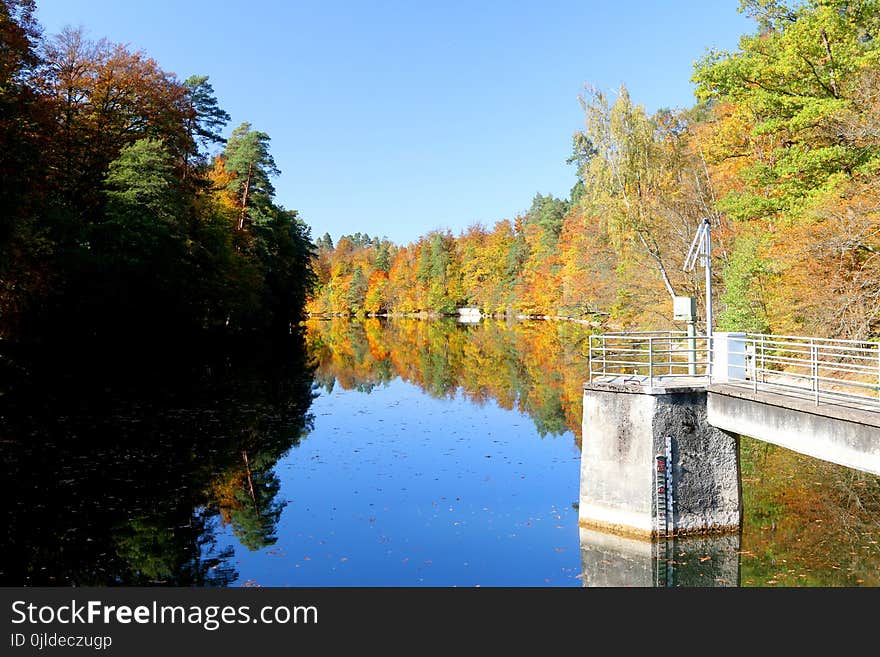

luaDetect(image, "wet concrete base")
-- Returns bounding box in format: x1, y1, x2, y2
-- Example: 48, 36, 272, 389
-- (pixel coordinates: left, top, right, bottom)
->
579, 526, 741, 587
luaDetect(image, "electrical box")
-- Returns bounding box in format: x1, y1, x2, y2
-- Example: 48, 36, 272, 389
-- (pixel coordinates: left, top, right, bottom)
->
673, 296, 696, 322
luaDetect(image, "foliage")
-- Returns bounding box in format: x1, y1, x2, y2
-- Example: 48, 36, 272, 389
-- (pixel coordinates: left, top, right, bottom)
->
717, 232, 773, 333
0, 8, 315, 349
8, 0, 880, 344
221, 122, 280, 230
309, 1, 880, 339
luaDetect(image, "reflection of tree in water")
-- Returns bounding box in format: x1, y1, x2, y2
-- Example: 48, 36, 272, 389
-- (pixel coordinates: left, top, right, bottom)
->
208, 446, 287, 552
0, 336, 315, 585
112, 512, 236, 586
529, 386, 568, 437
305, 317, 593, 438
740, 437, 880, 586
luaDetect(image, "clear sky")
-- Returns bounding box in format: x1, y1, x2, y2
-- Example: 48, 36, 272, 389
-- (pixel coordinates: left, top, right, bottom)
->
34, 1, 754, 245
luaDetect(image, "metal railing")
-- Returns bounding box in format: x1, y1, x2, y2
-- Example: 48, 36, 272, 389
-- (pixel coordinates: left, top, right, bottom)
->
588, 332, 712, 385
588, 330, 880, 410
728, 333, 880, 408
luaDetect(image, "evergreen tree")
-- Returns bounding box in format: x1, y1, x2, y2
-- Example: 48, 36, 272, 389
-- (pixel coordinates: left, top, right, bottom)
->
184, 75, 230, 154
223, 122, 280, 230
346, 266, 369, 311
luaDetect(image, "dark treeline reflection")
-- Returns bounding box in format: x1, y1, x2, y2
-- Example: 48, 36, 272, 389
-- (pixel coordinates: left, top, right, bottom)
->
305, 317, 593, 438
0, 336, 315, 585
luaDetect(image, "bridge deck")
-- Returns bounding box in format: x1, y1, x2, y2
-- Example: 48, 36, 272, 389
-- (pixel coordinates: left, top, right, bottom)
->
708, 382, 880, 429
588, 375, 880, 428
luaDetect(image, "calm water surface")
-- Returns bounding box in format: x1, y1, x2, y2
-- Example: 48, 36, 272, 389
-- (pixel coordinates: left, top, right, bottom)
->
225, 378, 581, 586
2, 317, 879, 586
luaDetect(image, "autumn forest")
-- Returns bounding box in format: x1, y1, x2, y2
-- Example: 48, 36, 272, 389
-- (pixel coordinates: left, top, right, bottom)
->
309, 0, 880, 342
3, 0, 880, 356
1, 0, 315, 363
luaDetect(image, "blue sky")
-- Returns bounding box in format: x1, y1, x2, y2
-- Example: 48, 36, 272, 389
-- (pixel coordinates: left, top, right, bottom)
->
35, 1, 754, 245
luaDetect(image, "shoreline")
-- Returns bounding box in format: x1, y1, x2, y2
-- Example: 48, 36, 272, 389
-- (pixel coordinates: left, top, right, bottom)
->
304, 311, 604, 328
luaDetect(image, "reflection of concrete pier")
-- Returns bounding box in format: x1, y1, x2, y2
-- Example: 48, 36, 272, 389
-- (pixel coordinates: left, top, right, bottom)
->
579, 527, 740, 587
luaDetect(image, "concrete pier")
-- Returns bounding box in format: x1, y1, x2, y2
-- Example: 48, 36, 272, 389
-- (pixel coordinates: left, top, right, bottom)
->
580, 379, 741, 538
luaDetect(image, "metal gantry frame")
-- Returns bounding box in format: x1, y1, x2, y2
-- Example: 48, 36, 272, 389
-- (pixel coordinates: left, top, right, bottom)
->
684, 217, 713, 378
587, 216, 880, 409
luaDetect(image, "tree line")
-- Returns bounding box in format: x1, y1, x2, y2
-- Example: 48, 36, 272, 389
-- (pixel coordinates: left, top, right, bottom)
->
0, 0, 315, 357
310, 0, 880, 340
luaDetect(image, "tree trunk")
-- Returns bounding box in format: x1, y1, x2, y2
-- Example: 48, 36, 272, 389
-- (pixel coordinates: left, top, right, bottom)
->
636, 231, 677, 300
237, 162, 254, 230
242, 449, 260, 516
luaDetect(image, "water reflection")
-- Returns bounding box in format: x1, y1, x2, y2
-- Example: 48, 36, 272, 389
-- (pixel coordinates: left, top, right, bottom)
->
579, 528, 740, 587
0, 340, 315, 585
2, 317, 880, 586
738, 438, 880, 586
306, 317, 592, 438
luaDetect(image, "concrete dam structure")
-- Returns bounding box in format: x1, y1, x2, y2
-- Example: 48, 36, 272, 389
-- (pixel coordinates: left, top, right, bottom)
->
580, 331, 880, 544
580, 379, 740, 539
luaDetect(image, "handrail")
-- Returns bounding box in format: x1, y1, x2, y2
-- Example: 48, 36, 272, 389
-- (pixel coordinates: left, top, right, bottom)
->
598, 331, 689, 338
588, 333, 712, 387
728, 333, 880, 408
588, 330, 880, 411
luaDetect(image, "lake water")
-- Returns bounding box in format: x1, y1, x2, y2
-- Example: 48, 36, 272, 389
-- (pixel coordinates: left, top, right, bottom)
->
2, 317, 879, 586
226, 377, 581, 586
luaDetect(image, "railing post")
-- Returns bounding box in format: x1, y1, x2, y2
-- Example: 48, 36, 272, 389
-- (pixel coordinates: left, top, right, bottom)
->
687, 321, 697, 376
753, 336, 758, 394
588, 336, 593, 383
760, 334, 765, 384
648, 336, 654, 387
811, 338, 819, 406
602, 335, 607, 378
707, 334, 713, 382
